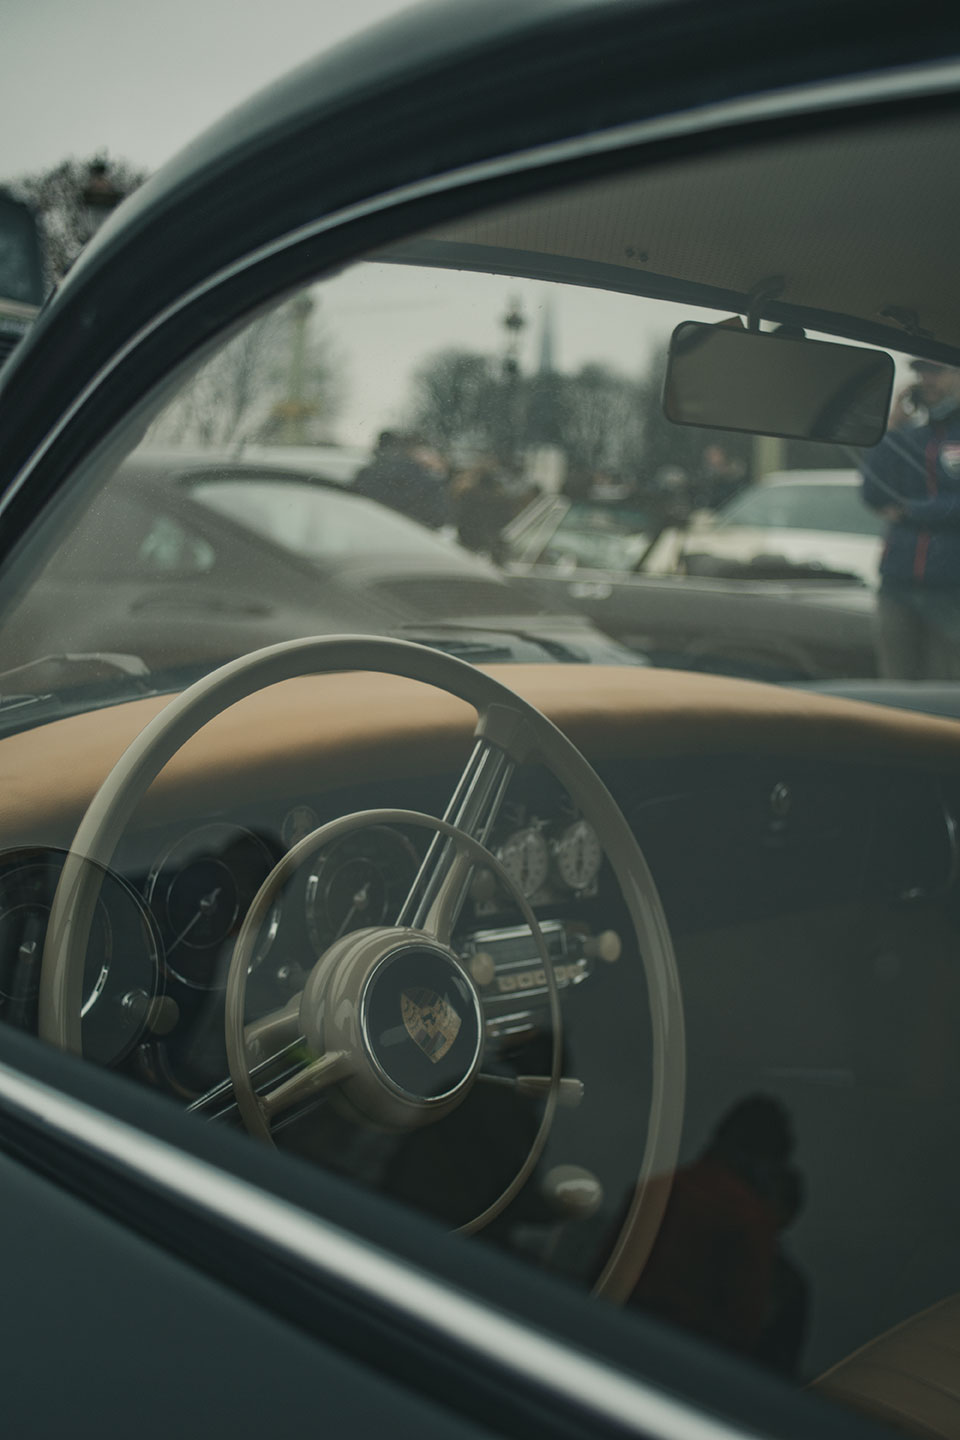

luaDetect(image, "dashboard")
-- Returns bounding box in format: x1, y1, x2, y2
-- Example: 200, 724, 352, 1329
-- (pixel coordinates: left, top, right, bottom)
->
0, 663, 958, 1377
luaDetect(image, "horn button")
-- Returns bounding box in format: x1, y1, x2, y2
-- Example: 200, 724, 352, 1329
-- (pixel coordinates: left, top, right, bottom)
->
300, 926, 484, 1128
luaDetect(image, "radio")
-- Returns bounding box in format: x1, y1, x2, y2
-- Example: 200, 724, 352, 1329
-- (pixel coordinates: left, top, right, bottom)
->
460, 921, 620, 1038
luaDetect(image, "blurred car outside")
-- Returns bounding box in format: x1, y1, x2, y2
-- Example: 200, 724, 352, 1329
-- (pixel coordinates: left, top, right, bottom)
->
673, 470, 885, 586
0, 451, 640, 684
0, 190, 44, 369
501, 492, 878, 681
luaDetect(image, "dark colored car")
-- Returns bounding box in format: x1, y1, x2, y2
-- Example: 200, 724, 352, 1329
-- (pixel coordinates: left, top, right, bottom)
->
1, 5, 960, 1440
0, 452, 637, 677
503, 495, 878, 680
0, 190, 43, 368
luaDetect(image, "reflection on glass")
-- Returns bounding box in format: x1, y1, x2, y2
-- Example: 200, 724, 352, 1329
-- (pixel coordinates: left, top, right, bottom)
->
629, 1096, 808, 1376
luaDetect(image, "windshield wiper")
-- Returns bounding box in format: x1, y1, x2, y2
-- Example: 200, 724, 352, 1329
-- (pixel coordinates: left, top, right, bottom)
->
395, 622, 583, 664
0, 650, 150, 689
394, 633, 517, 663
0, 652, 154, 731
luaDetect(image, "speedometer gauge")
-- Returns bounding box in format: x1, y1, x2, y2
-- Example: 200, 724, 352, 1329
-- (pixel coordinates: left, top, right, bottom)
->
497, 827, 550, 898
555, 819, 602, 892
306, 825, 419, 953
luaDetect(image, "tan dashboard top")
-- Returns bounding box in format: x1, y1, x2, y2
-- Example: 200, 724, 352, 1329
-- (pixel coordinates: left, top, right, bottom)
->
3, 663, 960, 846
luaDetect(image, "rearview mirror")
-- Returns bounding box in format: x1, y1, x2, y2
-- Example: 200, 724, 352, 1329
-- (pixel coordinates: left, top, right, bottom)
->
663, 322, 895, 446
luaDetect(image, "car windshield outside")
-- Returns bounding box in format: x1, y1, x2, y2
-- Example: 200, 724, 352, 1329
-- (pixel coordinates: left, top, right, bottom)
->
716, 477, 887, 536
2, 75, 960, 1440
190, 475, 464, 563
535, 503, 657, 572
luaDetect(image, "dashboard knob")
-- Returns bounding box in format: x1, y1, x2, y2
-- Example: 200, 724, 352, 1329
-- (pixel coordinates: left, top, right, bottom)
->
469, 950, 497, 987
541, 1164, 604, 1219
583, 930, 621, 963
146, 996, 180, 1036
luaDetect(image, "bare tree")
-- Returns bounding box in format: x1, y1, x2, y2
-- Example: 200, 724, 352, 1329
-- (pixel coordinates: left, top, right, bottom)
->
409, 349, 503, 455
556, 362, 645, 475
148, 299, 343, 449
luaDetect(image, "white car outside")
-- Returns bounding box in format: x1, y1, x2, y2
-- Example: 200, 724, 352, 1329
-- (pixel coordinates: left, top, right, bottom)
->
662, 469, 885, 586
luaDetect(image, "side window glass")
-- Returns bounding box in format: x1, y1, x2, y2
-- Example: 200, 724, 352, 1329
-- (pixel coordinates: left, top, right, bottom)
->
3, 110, 960, 1440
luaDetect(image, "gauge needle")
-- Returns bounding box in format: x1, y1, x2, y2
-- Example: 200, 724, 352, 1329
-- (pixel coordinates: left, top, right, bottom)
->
171, 885, 222, 950
334, 881, 372, 941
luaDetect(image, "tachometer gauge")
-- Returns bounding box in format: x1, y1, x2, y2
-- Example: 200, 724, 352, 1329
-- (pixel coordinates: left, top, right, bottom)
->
306, 825, 419, 953
147, 824, 275, 988
555, 818, 602, 893
0, 848, 161, 1067
497, 826, 550, 899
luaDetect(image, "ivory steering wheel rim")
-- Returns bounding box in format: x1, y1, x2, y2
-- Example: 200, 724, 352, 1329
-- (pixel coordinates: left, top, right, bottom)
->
39, 633, 685, 1300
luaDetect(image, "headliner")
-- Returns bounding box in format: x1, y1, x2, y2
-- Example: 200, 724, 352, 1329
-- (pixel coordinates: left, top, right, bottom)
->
385, 108, 960, 359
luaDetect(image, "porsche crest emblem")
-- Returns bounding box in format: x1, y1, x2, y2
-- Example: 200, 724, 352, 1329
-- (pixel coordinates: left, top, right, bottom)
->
401, 987, 461, 1063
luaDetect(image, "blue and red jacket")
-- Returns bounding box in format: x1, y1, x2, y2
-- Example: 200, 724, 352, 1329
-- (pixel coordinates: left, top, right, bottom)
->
861, 412, 960, 587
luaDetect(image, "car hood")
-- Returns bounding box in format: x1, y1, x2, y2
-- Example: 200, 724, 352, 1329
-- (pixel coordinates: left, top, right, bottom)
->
683, 524, 882, 582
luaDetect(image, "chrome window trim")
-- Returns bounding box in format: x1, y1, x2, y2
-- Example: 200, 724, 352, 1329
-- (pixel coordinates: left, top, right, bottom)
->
0, 1057, 758, 1440
3, 56, 960, 519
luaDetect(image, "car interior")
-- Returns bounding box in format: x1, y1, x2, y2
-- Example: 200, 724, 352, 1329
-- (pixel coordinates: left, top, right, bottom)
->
2, 90, 960, 1440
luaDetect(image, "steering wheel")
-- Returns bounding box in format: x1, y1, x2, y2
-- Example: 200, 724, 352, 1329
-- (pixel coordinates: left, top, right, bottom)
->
38, 635, 685, 1300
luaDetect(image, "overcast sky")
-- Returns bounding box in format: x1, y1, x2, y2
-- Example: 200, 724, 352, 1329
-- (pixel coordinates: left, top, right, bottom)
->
3, 0, 911, 453
0, 0, 410, 180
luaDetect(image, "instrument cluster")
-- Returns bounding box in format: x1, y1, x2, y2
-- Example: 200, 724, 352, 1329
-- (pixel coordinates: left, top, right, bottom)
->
0, 774, 605, 1076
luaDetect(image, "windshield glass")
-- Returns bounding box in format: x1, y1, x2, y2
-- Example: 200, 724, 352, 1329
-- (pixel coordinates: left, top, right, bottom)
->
0, 257, 921, 700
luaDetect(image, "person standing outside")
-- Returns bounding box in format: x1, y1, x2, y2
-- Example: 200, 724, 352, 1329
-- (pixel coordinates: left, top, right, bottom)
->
861, 360, 960, 678
353, 430, 449, 529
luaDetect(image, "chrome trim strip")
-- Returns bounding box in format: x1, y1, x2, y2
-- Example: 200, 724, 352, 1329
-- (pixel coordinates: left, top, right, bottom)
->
4, 57, 960, 516
0, 1057, 757, 1440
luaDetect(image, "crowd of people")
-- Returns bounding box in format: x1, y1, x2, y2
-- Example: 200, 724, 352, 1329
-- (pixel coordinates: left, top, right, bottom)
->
350, 360, 960, 686
351, 428, 537, 561
351, 427, 749, 561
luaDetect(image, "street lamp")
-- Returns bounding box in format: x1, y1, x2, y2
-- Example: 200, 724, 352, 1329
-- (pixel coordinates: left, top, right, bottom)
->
500, 297, 527, 465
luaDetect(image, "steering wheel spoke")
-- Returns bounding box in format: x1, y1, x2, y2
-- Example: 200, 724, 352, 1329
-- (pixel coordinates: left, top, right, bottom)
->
244, 991, 303, 1065
259, 1048, 353, 1122
395, 731, 514, 937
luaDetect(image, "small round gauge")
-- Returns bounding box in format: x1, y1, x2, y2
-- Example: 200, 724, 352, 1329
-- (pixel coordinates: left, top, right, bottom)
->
147, 824, 276, 988
0, 858, 111, 1009
306, 826, 419, 953
0, 848, 161, 1067
555, 818, 603, 892
497, 826, 550, 899
282, 804, 319, 850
